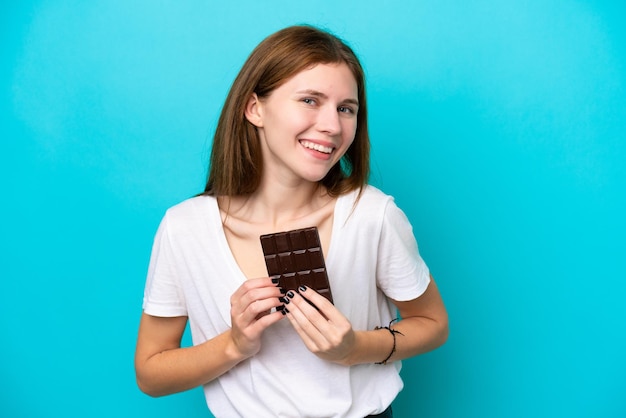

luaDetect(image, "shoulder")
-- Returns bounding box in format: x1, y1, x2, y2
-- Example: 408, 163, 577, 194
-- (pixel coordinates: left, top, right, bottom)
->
165, 194, 215, 215
363, 185, 395, 206
338, 185, 394, 217
333, 185, 396, 234
161, 195, 218, 232
339, 185, 418, 235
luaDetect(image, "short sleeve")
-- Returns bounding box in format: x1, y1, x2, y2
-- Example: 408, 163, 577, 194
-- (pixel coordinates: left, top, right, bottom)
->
142, 213, 188, 317
376, 199, 431, 301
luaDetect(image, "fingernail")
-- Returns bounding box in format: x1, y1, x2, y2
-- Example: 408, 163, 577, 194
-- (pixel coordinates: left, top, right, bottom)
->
286, 290, 295, 298
298, 285, 307, 292
278, 297, 287, 304
282, 307, 290, 314
271, 276, 280, 285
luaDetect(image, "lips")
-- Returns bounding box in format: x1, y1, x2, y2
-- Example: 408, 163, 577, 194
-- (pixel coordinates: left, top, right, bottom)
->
299, 140, 334, 154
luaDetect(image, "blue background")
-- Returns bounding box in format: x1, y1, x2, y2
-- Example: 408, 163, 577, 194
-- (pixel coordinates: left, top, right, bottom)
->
2, 1, 625, 417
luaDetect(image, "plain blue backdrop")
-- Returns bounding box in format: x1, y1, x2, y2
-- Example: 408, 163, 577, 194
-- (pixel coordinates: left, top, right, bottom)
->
2, 1, 625, 417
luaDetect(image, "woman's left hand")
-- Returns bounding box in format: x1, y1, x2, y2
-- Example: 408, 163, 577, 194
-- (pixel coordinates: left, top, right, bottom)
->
282, 286, 355, 365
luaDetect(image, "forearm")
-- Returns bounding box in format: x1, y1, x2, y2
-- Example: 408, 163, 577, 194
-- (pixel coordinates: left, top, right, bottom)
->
341, 315, 448, 366
342, 278, 449, 366
385, 315, 448, 361
135, 329, 248, 397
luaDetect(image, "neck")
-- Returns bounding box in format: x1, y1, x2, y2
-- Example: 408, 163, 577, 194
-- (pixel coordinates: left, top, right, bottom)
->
221, 179, 333, 230
255, 180, 327, 223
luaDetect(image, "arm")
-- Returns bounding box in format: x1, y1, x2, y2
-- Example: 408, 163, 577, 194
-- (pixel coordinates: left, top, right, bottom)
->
282, 275, 448, 366
135, 277, 285, 397
356, 275, 449, 364
135, 314, 244, 397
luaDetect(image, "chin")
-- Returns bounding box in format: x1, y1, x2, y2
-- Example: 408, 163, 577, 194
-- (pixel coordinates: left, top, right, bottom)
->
296, 161, 339, 184
300, 171, 330, 183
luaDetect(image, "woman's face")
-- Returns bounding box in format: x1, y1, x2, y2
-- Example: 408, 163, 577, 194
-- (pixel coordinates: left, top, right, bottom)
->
247, 62, 359, 186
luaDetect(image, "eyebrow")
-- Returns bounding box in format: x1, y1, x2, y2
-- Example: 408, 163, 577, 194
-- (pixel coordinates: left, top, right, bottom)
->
296, 89, 359, 106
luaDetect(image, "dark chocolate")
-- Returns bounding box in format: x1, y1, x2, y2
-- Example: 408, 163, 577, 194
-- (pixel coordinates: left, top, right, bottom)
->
260, 226, 333, 305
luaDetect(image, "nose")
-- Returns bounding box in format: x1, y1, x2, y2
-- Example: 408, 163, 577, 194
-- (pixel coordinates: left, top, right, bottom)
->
316, 105, 342, 136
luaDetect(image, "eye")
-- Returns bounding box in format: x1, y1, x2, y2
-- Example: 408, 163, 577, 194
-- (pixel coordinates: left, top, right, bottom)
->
302, 98, 317, 105
338, 105, 356, 114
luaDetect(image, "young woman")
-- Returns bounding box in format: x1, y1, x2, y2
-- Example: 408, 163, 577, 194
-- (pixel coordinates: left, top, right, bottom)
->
135, 25, 448, 418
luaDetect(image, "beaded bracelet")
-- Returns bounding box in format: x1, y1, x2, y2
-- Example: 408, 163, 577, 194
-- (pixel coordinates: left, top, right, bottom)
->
375, 318, 404, 365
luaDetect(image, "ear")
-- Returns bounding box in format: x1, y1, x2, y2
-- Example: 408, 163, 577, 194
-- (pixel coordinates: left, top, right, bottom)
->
244, 93, 263, 127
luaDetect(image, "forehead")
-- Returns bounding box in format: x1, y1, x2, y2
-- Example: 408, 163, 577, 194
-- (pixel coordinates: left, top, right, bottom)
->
278, 63, 358, 98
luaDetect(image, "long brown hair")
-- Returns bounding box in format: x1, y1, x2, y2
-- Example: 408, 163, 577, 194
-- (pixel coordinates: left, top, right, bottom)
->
203, 25, 369, 197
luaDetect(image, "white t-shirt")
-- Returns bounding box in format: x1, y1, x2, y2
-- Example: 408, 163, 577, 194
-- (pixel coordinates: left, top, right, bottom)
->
143, 185, 430, 417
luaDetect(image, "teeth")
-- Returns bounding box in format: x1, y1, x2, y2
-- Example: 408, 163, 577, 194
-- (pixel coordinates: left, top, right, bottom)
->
300, 140, 333, 154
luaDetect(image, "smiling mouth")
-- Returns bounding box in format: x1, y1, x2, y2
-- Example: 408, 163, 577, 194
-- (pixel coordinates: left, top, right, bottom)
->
300, 140, 334, 154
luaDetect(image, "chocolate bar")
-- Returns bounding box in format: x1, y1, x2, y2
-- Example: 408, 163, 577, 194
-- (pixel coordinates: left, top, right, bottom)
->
260, 226, 333, 305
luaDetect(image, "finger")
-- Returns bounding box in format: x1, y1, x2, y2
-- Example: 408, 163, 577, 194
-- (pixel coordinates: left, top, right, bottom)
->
253, 296, 285, 320
231, 308, 285, 357
244, 285, 283, 307
242, 290, 284, 324
232, 276, 280, 301
231, 286, 283, 330
251, 309, 286, 331
232, 279, 281, 310
295, 285, 338, 322
290, 287, 353, 344
289, 289, 325, 322
231, 295, 285, 343
283, 291, 329, 345
283, 303, 322, 353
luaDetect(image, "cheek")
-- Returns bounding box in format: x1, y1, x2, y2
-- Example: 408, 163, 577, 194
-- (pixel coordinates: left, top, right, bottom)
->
343, 122, 358, 145
274, 109, 311, 133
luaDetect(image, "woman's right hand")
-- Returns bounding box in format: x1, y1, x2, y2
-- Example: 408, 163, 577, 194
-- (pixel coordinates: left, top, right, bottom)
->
229, 277, 285, 358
